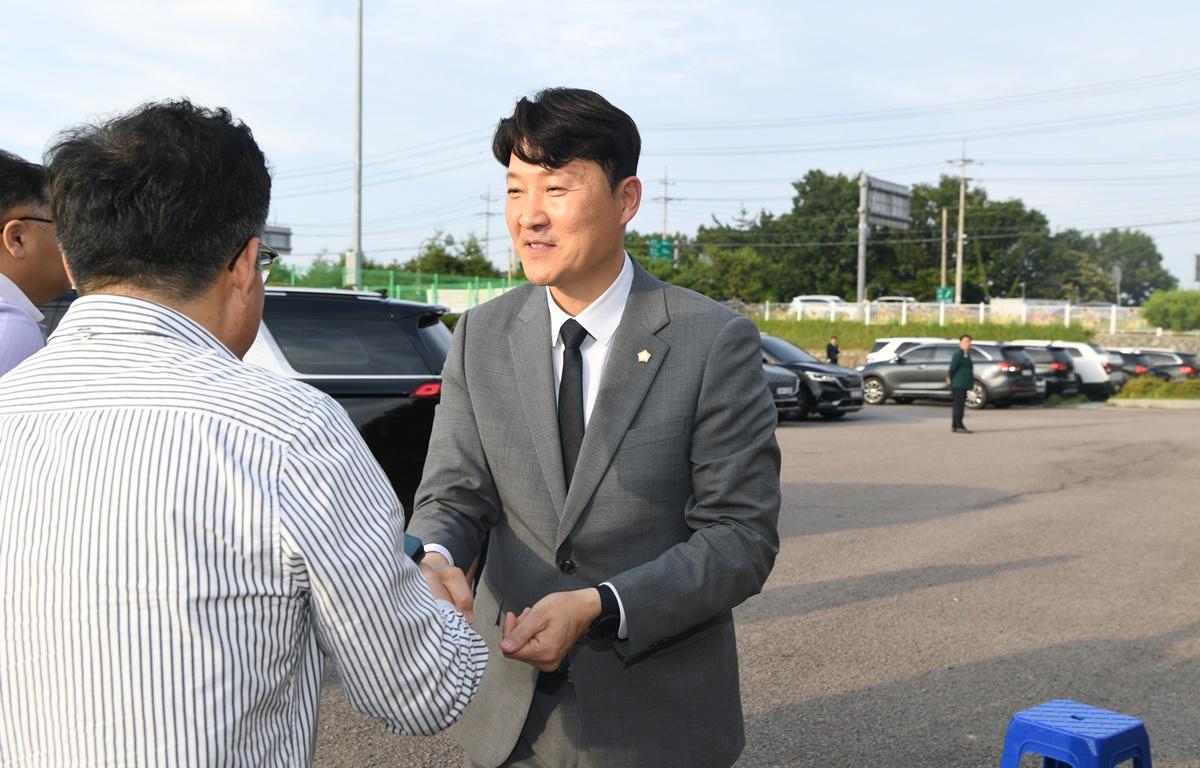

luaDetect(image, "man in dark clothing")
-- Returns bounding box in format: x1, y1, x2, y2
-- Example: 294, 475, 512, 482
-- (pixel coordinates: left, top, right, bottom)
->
948, 334, 974, 433
826, 336, 839, 365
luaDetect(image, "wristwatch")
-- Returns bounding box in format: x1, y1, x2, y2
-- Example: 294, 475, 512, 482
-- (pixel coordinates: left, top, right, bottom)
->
403, 533, 426, 564
588, 584, 621, 640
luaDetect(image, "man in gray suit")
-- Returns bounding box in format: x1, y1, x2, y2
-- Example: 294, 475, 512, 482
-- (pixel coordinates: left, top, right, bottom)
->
408, 87, 781, 768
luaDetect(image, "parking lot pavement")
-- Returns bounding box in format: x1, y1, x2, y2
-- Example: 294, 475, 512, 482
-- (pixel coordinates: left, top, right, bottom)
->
315, 404, 1200, 767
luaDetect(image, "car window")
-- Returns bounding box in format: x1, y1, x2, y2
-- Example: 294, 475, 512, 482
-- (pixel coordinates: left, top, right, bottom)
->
265, 301, 433, 375
930, 345, 955, 363
761, 336, 819, 364
869, 341, 886, 354
1143, 352, 1176, 365
1065, 348, 1083, 359
1021, 347, 1051, 363
1002, 348, 1032, 364
902, 346, 935, 363
969, 348, 990, 362
896, 341, 920, 355
416, 316, 452, 373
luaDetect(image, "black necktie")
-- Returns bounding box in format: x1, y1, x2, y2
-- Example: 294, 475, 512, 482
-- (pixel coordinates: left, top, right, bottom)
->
558, 319, 590, 488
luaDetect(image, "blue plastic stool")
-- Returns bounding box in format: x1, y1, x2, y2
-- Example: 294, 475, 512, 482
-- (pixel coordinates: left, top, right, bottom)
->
999, 699, 1152, 768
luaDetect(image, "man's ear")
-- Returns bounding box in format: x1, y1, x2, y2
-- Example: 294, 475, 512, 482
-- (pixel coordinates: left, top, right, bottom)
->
2, 220, 26, 259
231, 236, 260, 290
617, 177, 642, 225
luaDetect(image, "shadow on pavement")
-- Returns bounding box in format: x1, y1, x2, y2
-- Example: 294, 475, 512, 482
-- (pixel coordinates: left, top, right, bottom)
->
736, 556, 1074, 626
737, 623, 1200, 767
778, 483, 1016, 538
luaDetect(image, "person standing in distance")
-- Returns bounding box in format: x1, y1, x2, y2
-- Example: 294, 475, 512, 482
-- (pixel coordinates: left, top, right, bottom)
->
948, 334, 975, 433
825, 335, 839, 365
0, 150, 71, 376
0, 100, 486, 766
409, 87, 781, 768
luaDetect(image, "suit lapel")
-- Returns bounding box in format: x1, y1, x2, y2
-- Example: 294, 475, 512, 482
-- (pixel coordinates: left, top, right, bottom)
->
510, 289, 569, 517
556, 264, 670, 547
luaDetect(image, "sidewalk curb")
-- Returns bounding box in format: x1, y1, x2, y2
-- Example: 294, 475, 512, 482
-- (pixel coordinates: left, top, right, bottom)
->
1107, 399, 1200, 410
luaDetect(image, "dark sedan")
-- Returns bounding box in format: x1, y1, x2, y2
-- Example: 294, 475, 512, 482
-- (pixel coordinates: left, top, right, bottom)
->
861, 342, 1038, 409
41, 287, 450, 518
761, 334, 863, 420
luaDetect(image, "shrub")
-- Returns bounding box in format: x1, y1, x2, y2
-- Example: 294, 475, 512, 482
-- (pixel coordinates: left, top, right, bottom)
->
1113, 377, 1200, 399
1141, 290, 1200, 332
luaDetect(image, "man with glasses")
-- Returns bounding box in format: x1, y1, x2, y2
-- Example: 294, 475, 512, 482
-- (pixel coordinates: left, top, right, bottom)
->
0, 100, 486, 766
0, 150, 71, 376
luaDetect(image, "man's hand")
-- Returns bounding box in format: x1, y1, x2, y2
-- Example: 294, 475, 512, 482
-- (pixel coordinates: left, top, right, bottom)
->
500, 589, 602, 672
419, 552, 474, 623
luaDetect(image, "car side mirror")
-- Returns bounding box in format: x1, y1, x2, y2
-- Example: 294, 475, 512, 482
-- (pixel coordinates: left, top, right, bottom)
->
893, 356, 904, 364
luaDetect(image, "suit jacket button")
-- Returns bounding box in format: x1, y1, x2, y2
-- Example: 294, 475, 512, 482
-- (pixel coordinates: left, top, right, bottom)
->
558, 559, 577, 575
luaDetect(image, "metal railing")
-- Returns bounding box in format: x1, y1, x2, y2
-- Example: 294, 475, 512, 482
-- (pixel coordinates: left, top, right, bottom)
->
268, 266, 524, 312
751, 300, 1148, 333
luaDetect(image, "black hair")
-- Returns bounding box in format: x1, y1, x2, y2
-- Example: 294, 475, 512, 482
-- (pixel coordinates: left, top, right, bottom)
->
960, 334, 972, 341
492, 88, 640, 191
45, 99, 271, 299
0, 150, 50, 219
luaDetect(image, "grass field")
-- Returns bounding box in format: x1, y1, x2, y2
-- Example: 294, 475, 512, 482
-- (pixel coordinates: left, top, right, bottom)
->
755, 319, 1096, 352
1113, 377, 1200, 399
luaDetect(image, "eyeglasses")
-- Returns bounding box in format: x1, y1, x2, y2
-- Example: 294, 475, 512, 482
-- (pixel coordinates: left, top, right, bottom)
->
227, 238, 281, 283
2, 216, 54, 226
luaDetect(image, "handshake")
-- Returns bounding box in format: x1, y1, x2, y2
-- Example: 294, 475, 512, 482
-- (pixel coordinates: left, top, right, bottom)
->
419, 552, 603, 672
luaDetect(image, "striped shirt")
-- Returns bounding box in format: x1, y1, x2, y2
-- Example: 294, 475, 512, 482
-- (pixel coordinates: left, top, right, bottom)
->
0, 294, 487, 766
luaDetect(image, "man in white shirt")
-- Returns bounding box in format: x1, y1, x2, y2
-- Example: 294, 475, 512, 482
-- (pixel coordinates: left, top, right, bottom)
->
0, 100, 486, 766
0, 150, 70, 376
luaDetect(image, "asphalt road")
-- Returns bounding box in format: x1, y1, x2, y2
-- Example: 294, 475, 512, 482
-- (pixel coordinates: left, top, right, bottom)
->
315, 402, 1200, 767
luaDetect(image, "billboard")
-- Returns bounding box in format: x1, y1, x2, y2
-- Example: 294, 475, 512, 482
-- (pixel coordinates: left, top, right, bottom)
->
865, 176, 912, 231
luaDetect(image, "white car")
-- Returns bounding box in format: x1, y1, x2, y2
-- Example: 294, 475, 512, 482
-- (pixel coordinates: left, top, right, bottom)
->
788, 294, 849, 319
864, 336, 949, 365
1008, 339, 1116, 399
870, 296, 918, 304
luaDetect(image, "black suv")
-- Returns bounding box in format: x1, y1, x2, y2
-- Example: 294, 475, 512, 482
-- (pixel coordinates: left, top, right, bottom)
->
40, 288, 451, 517
861, 342, 1037, 409
1012, 345, 1080, 397
760, 334, 864, 420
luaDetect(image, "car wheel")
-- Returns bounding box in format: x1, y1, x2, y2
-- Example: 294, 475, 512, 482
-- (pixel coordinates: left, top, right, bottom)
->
893, 396, 914, 404
795, 389, 812, 419
863, 377, 887, 405
820, 411, 846, 420
966, 381, 988, 409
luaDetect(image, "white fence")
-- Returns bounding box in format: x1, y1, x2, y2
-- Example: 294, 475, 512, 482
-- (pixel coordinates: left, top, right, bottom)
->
754, 300, 1148, 333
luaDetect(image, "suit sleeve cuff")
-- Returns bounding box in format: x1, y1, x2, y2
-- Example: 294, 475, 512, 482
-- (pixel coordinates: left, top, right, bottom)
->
424, 543, 455, 568
600, 581, 628, 640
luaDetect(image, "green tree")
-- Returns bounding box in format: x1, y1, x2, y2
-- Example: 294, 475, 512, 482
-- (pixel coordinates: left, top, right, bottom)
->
401, 232, 501, 277
1090, 229, 1178, 304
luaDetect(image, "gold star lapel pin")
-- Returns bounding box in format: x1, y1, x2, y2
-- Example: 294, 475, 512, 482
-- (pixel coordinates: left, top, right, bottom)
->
637, 349, 652, 364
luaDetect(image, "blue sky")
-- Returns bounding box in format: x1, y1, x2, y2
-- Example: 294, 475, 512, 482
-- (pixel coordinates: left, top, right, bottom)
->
4, 0, 1199, 287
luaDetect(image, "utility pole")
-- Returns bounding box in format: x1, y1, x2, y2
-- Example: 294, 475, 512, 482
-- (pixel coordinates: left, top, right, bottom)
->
348, 0, 364, 289
480, 186, 497, 264
856, 172, 869, 304
940, 207, 948, 289
659, 167, 674, 239
949, 142, 975, 305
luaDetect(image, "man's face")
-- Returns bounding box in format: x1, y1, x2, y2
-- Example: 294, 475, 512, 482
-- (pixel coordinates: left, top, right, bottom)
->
0, 205, 70, 304
504, 154, 637, 291
960, 337, 972, 352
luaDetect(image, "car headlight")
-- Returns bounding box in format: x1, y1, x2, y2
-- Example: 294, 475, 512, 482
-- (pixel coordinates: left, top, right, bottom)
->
775, 385, 798, 396
808, 373, 837, 383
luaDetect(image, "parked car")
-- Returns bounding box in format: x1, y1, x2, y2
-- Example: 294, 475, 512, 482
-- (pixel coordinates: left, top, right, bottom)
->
788, 294, 849, 319
763, 364, 803, 419
1114, 347, 1199, 381
1110, 350, 1166, 380
760, 334, 864, 420
1008, 339, 1118, 400
870, 295, 918, 304
40, 287, 450, 518
861, 341, 1038, 409
864, 336, 949, 365
1010, 344, 1080, 397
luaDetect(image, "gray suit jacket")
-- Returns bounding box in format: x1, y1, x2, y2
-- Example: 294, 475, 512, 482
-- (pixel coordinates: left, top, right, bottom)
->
408, 262, 781, 767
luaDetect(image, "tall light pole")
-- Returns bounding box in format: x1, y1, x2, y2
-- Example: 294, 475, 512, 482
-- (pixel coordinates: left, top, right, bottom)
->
949, 142, 975, 305
348, 0, 364, 289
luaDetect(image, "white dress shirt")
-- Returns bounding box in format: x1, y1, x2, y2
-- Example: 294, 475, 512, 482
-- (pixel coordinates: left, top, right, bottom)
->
0, 271, 46, 377
0, 295, 487, 766
427, 254, 634, 638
